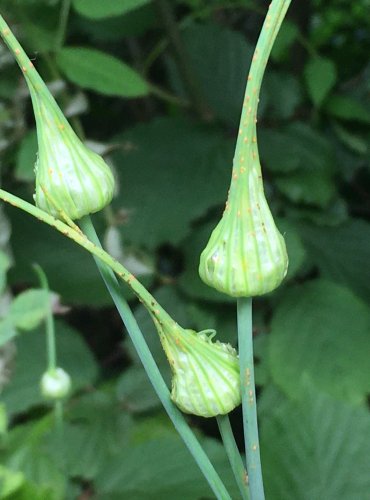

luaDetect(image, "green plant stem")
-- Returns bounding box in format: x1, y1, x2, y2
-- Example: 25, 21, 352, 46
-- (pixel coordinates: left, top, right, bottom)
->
55, 0, 71, 49
217, 415, 249, 500
77, 216, 232, 500
0, 189, 231, 500
33, 263, 65, 432
55, 400, 64, 432
237, 298, 264, 500
33, 264, 56, 371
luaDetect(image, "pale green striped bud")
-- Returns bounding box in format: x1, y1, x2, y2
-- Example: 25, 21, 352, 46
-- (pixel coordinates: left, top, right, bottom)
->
199, 159, 288, 297
40, 367, 71, 400
158, 324, 241, 417
0, 18, 114, 220
198, 2, 290, 297
32, 93, 114, 220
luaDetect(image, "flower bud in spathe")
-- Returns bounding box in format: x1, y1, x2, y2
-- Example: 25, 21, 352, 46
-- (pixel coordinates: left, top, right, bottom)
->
40, 367, 71, 400
199, 156, 288, 297
32, 93, 115, 220
158, 322, 241, 417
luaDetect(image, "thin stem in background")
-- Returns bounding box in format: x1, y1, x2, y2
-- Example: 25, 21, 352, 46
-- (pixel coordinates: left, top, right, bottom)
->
33, 263, 64, 432
237, 298, 264, 500
0, 189, 232, 499
33, 263, 56, 371
55, 0, 71, 50
217, 415, 249, 500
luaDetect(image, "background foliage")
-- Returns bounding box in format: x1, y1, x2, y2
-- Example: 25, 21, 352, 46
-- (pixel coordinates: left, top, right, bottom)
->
0, 0, 370, 498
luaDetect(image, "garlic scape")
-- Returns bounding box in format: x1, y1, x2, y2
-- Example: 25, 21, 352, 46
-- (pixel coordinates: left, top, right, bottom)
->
199, 1, 289, 298
0, 19, 114, 220
153, 316, 241, 418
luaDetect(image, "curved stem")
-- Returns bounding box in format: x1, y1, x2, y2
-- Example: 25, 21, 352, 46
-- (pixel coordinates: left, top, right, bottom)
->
217, 415, 249, 500
0, 189, 231, 500
238, 298, 264, 500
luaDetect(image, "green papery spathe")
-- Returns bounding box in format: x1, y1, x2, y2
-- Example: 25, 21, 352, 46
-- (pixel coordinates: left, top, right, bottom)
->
199, 160, 288, 297
32, 92, 114, 220
157, 322, 241, 418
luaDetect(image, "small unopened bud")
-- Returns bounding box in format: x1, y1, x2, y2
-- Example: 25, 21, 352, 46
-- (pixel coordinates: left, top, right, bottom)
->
33, 94, 115, 220
158, 323, 241, 417
40, 367, 71, 400
199, 165, 288, 297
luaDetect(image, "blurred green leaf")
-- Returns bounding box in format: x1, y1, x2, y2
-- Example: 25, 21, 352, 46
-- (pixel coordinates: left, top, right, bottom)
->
262, 71, 302, 119
72, 0, 151, 19
113, 117, 232, 248
332, 122, 368, 155
2, 418, 65, 500
269, 280, 370, 404
95, 435, 240, 499
325, 94, 370, 123
276, 218, 307, 280
178, 223, 235, 303
16, 3, 60, 53
262, 390, 370, 500
260, 122, 334, 174
0, 404, 7, 435
0, 250, 10, 293
76, 4, 157, 40
9, 289, 50, 331
56, 47, 149, 97
2, 321, 98, 415
166, 22, 253, 124
276, 168, 336, 207
0, 318, 17, 347
116, 366, 160, 413
271, 21, 299, 62
304, 57, 337, 107
15, 129, 37, 182
300, 219, 370, 304
50, 391, 133, 480
7, 205, 111, 306
0, 465, 24, 498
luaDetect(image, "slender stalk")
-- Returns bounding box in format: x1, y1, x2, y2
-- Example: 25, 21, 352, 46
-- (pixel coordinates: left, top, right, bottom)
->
230, 3, 292, 498
0, 189, 231, 500
33, 263, 64, 431
33, 264, 56, 371
237, 298, 263, 500
217, 415, 249, 500
54, 400, 64, 432
55, 0, 71, 49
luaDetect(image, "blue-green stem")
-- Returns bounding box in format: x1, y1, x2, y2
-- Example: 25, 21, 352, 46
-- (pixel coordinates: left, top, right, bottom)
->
33, 263, 64, 431
237, 298, 264, 500
79, 215, 231, 500
217, 415, 249, 500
